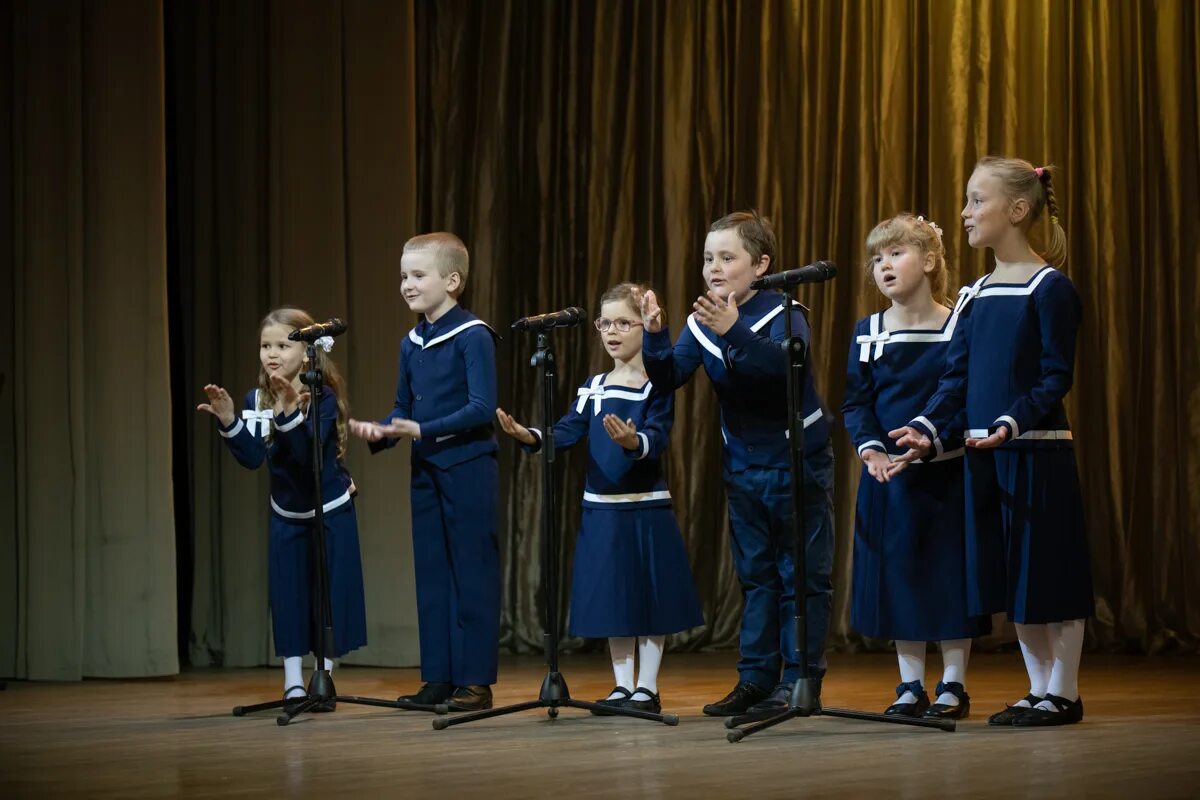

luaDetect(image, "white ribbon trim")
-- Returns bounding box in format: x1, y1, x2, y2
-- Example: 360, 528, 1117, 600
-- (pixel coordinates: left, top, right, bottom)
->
582, 490, 672, 504
966, 428, 1073, 442
270, 489, 353, 520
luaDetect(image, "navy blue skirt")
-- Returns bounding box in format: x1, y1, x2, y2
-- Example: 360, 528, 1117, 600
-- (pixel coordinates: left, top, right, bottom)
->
852, 458, 988, 641
965, 447, 1095, 624
568, 506, 705, 638
269, 502, 368, 658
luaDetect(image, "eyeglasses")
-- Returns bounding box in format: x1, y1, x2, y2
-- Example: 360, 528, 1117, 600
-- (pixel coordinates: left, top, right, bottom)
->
593, 318, 644, 333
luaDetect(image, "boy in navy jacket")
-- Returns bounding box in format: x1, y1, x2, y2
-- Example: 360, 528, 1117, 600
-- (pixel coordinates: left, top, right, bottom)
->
350, 233, 500, 712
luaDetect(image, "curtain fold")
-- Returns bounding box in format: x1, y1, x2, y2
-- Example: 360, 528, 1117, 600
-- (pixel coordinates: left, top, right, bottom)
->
415, 0, 1200, 654
6, 0, 178, 679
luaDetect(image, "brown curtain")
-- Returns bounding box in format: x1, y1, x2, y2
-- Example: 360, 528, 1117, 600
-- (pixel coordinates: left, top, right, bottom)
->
170, 0, 422, 668
4, 0, 178, 679
415, 0, 1200, 654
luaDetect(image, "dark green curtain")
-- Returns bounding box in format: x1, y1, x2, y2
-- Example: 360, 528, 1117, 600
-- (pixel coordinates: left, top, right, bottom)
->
415, 0, 1200, 655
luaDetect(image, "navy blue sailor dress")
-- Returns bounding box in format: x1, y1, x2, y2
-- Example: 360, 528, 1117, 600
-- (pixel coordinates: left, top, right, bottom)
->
528, 374, 705, 638
217, 388, 368, 658
843, 310, 988, 641
908, 267, 1094, 624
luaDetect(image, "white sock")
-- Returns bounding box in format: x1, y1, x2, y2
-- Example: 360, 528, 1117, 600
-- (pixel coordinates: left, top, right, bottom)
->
284, 656, 305, 698
936, 639, 971, 706
608, 637, 636, 699
1015, 622, 1053, 706
633, 636, 665, 699
1042, 618, 1085, 708
324, 657, 334, 672
894, 640, 926, 704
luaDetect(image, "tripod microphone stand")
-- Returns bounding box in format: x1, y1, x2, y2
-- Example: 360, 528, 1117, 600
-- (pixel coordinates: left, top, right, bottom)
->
433, 330, 678, 730
232, 338, 447, 724
726, 289, 954, 742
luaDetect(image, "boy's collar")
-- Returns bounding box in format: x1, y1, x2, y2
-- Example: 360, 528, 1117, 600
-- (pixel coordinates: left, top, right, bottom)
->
423, 302, 467, 330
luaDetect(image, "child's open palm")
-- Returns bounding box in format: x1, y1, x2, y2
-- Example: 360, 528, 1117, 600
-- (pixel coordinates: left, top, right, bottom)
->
635, 288, 665, 333
602, 414, 639, 450
197, 384, 236, 427
496, 408, 537, 446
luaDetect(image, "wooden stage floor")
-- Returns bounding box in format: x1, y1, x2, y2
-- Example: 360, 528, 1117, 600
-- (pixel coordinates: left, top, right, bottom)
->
2, 652, 1198, 798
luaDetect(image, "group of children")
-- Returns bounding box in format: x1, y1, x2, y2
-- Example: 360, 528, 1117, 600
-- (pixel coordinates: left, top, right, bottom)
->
198, 155, 1093, 727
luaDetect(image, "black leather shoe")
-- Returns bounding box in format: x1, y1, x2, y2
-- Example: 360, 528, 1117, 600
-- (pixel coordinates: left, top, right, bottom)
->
884, 680, 930, 717
987, 694, 1043, 725
397, 681, 455, 706
1012, 694, 1083, 727
702, 681, 771, 716
445, 684, 493, 712
283, 685, 308, 711
923, 681, 970, 720
625, 687, 662, 714
590, 686, 632, 716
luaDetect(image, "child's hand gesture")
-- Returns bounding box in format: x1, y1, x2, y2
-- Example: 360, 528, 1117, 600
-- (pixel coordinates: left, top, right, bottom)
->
888, 426, 932, 460
966, 427, 1009, 449
635, 287, 665, 333
197, 384, 236, 427
602, 414, 639, 450
380, 418, 421, 440
348, 418, 386, 442
496, 408, 537, 446
268, 373, 302, 416
693, 290, 739, 336
861, 449, 892, 483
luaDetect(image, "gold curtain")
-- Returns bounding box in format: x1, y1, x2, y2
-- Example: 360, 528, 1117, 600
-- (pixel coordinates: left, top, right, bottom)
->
4, 0, 178, 679
417, 0, 1200, 654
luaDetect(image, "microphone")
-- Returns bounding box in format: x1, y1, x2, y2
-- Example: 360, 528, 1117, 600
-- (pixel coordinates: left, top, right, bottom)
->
288, 318, 348, 342
512, 306, 587, 332
749, 261, 837, 290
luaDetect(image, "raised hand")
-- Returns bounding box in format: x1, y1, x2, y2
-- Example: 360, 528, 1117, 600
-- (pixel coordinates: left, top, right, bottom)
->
602, 414, 639, 450
496, 408, 538, 446
197, 384, 237, 427
268, 373, 302, 416
966, 427, 1009, 449
636, 287, 665, 333
692, 290, 739, 336
348, 418, 385, 442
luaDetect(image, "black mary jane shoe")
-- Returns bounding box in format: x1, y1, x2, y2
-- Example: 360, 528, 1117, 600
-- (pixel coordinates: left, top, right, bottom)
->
625, 687, 662, 714
923, 681, 970, 720
987, 694, 1043, 726
884, 680, 931, 717
1012, 694, 1084, 727
590, 686, 632, 716
283, 685, 308, 711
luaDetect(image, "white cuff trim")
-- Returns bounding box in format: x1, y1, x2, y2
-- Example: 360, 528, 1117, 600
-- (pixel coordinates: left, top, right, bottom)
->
583, 490, 672, 504
857, 440, 886, 456
995, 415, 1021, 438
274, 411, 305, 433
219, 419, 245, 438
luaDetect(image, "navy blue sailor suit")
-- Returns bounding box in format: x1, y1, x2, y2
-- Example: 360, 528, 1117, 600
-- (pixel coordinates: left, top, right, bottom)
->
524, 374, 705, 638
907, 267, 1094, 625
843, 309, 988, 642
217, 388, 368, 659
370, 304, 501, 686
643, 289, 835, 688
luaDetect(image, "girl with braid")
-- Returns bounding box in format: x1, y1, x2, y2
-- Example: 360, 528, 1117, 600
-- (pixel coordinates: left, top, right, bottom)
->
890, 157, 1094, 727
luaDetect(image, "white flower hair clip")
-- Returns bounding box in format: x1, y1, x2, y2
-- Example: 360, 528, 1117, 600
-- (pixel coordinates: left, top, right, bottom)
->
917, 215, 944, 242
315, 336, 335, 353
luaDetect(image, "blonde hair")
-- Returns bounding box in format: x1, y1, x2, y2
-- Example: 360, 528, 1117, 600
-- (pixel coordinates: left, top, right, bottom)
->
256, 307, 350, 459
864, 213, 951, 304
709, 210, 778, 269
974, 155, 1068, 266
404, 232, 470, 294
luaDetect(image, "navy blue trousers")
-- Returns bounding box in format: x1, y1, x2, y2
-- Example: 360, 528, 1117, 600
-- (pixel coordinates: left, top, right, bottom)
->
268, 502, 368, 658
726, 442, 835, 688
410, 454, 500, 686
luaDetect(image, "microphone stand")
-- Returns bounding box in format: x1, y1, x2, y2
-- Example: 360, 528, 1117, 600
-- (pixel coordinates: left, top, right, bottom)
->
434, 329, 678, 730
232, 340, 447, 724
725, 289, 953, 742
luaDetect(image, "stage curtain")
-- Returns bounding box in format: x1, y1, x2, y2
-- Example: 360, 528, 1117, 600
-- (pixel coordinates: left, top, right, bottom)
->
168, 0, 422, 668
3, 0, 178, 679
415, 0, 1200, 655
